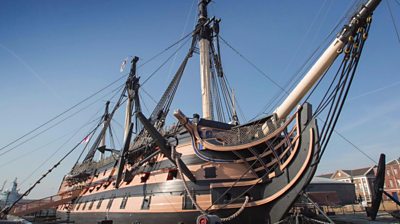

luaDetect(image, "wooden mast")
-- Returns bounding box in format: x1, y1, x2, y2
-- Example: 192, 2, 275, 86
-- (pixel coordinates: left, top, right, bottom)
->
198, 0, 213, 120
124, 56, 139, 142
273, 0, 381, 121
99, 101, 110, 160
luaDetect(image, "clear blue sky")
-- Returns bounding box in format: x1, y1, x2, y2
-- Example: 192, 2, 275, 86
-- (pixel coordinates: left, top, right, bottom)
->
0, 0, 399, 198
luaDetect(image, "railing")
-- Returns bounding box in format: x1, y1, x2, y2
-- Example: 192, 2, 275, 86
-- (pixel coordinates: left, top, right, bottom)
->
10, 189, 82, 217
71, 155, 117, 175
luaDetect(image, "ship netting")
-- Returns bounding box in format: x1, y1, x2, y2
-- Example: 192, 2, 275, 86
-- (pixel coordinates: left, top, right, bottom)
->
202, 114, 296, 147
211, 123, 265, 146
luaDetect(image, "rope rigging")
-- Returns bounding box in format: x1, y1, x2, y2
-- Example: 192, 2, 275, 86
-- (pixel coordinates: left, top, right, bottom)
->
0, 29, 194, 160
312, 16, 373, 164
20, 112, 105, 187
386, 0, 400, 44
0, 84, 124, 159
188, 3, 380, 217
1, 2, 391, 222
141, 37, 192, 86
216, 3, 379, 168
190, 18, 244, 124
0, 121, 103, 218
0, 113, 103, 169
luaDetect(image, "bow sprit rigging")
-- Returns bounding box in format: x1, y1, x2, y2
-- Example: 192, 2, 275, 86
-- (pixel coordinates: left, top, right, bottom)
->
1, 1, 390, 223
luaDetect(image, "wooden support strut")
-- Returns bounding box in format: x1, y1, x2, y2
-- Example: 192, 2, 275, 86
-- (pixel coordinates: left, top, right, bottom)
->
115, 123, 134, 188
136, 112, 196, 183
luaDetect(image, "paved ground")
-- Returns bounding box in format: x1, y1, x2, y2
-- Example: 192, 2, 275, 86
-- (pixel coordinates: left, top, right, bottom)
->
331, 212, 399, 223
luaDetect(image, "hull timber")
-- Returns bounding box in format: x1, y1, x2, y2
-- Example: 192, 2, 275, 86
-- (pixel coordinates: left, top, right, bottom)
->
57, 206, 273, 224
56, 103, 320, 224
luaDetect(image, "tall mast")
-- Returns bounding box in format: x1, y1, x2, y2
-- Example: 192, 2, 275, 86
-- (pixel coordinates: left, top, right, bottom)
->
99, 101, 110, 160
198, 0, 213, 120
124, 56, 139, 142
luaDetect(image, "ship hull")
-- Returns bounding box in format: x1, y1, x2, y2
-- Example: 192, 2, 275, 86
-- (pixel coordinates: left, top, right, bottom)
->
58, 205, 272, 224
55, 103, 320, 224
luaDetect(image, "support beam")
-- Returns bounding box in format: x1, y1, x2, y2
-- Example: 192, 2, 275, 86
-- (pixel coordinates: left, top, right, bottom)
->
383, 191, 400, 206
136, 112, 196, 182
302, 192, 335, 224
115, 123, 133, 188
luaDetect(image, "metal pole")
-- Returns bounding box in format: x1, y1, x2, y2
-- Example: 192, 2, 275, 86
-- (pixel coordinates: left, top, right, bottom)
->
383, 191, 400, 206
302, 193, 335, 224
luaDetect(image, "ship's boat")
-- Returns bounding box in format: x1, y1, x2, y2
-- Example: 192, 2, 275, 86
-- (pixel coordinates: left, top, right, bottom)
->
3, 0, 384, 223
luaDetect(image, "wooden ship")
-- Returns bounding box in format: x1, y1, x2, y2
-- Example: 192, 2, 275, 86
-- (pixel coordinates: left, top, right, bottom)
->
2, 0, 383, 223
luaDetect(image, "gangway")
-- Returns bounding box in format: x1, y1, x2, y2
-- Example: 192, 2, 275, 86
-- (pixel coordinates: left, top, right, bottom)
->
8, 189, 82, 217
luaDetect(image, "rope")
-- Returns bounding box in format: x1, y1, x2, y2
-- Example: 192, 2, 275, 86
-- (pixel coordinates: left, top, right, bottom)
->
219, 196, 249, 222
219, 36, 286, 93
386, 0, 400, 44
141, 37, 192, 86
0, 114, 101, 169
175, 156, 207, 215
0, 124, 100, 217
0, 77, 125, 154
138, 31, 193, 69
0, 83, 125, 158
316, 19, 371, 164
0, 29, 193, 157
175, 155, 249, 222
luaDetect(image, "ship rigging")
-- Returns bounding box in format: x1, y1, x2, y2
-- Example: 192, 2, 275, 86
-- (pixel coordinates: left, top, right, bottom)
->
1, 0, 397, 223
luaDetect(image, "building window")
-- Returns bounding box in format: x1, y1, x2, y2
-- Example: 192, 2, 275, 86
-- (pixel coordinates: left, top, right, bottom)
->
141, 196, 151, 210
75, 203, 81, 211
389, 180, 394, 188
97, 198, 104, 209
397, 179, 400, 187
387, 170, 391, 176
120, 194, 129, 209
394, 168, 398, 175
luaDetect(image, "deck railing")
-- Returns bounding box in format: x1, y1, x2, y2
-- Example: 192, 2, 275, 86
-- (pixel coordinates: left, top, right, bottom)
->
10, 189, 82, 217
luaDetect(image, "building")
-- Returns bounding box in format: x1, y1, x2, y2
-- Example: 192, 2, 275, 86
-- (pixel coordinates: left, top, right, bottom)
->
306, 177, 356, 205
319, 166, 376, 204
384, 158, 400, 201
